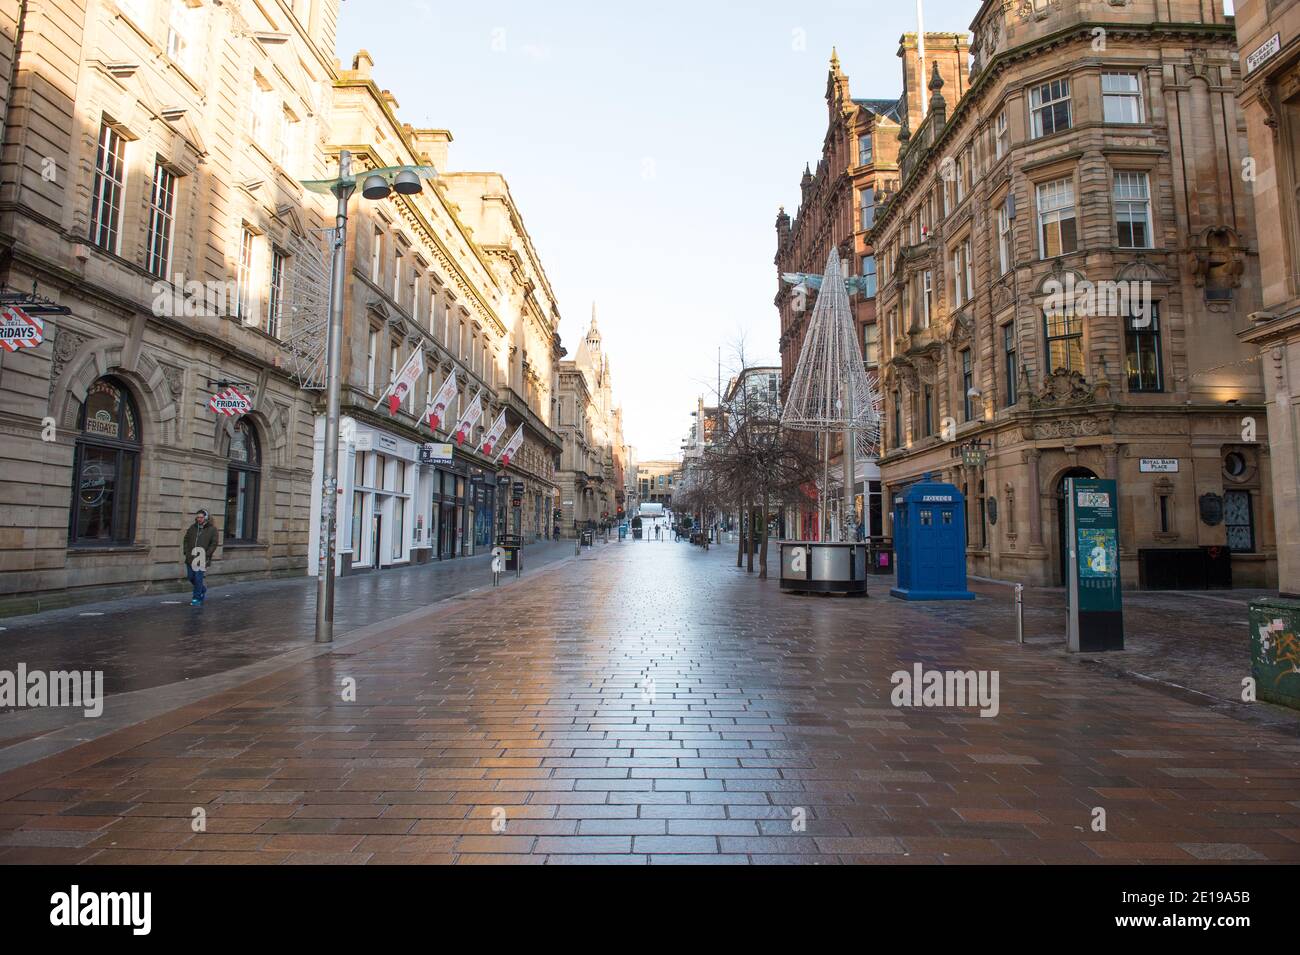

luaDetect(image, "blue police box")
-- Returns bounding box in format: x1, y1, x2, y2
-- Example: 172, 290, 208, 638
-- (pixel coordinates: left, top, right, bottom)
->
889, 477, 975, 601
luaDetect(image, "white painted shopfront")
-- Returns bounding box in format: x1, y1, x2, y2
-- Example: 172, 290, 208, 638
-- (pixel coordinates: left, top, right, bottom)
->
309, 416, 484, 577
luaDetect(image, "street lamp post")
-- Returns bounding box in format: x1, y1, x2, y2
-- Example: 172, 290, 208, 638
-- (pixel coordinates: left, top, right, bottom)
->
315, 150, 355, 643
310, 154, 432, 643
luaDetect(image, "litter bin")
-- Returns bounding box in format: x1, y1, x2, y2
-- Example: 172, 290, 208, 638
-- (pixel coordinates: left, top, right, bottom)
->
618, 523, 628, 540
1249, 596, 1300, 709
581, 530, 594, 547
867, 536, 894, 575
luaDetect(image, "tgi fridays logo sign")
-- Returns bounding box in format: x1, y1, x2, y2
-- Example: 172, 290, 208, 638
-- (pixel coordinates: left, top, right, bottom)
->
208, 386, 252, 416
0, 306, 44, 351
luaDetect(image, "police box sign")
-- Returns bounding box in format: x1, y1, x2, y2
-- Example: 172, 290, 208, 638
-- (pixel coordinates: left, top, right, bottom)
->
1139, 458, 1178, 473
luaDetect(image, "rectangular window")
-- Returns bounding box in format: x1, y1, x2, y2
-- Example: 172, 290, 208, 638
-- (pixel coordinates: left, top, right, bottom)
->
1036, 178, 1078, 258
964, 237, 973, 301
860, 187, 875, 230
952, 246, 964, 309
371, 228, 383, 284
249, 77, 273, 142
961, 348, 974, 421
1044, 305, 1084, 374
366, 329, 378, 393
89, 122, 127, 252
1003, 323, 1018, 407
166, 0, 195, 71
995, 108, 1008, 159
955, 153, 966, 203
1124, 303, 1163, 392
922, 270, 932, 327
861, 254, 877, 298
236, 227, 256, 322
923, 385, 934, 437
892, 391, 901, 448
278, 108, 299, 168
393, 246, 404, 301
1102, 73, 1143, 124
1114, 171, 1152, 249
1224, 490, 1255, 553
267, 248, 287, 338
145, 161, 176, 278
998, 202, 1012, 275
858, 133, 872, 165
863, 322, 879, 368
1029, 78, 1071, 137
389, 343, 399, 395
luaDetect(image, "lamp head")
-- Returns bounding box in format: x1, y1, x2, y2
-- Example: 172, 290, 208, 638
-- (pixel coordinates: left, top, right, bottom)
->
361, 174, 391, 200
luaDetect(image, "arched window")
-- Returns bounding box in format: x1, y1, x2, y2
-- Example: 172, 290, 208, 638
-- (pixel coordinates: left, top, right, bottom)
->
69, 376, 141, 544
224, 419, 261, 542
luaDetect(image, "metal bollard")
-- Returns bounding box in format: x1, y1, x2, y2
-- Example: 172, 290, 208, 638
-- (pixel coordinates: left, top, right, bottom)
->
1014, 582, 1024, 644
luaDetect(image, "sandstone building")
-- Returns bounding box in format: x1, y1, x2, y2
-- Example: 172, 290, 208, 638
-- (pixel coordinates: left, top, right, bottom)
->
0, 0, 339, 612
1236, 0, 1300, 597
869, 0, 1275, 588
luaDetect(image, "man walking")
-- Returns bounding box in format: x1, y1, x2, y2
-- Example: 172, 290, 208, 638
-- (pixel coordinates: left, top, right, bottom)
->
183, 508, 219, 606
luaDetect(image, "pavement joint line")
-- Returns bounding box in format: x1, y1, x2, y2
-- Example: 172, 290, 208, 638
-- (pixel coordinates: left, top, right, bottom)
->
0, 543, 595, 790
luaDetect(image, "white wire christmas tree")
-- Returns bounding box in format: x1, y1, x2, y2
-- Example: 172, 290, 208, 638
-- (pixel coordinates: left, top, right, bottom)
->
780, 247, 883, 540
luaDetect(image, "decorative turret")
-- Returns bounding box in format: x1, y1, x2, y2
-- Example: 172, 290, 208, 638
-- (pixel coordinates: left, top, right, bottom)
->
927, 61, 947, 126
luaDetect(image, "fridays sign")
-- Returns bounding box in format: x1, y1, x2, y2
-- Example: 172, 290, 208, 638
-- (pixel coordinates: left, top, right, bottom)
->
208, 386, 252, 416
0, 306, 44, 351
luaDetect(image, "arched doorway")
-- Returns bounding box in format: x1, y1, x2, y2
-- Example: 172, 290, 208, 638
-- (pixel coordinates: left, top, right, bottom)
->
69, 376, 142, 545
1055, 467, 1097, 585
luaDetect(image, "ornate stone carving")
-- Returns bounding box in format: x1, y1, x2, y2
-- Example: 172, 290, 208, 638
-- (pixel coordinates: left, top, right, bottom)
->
48, 325, 93, 400
1032, 417, 1101, 439
1029, 368, 1096, 409
160, 362, 185, 400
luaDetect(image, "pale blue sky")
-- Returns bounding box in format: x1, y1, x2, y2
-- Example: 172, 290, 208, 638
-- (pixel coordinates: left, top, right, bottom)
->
338, 0, 976, 459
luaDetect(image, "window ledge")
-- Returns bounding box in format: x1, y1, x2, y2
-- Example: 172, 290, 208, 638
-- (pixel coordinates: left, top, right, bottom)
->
67, 543, 150, 555
220, 540, 268, 550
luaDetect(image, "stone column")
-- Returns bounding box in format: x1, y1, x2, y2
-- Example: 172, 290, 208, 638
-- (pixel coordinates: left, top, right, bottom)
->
1026, 449, 1043, 546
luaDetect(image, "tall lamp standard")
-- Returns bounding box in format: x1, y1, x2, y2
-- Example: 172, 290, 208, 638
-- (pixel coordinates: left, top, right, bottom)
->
304, 152, 432, 643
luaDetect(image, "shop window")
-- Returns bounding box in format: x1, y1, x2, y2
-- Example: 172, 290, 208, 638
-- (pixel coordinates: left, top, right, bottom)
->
69, 377, 141, 545
224, 419, 260, 542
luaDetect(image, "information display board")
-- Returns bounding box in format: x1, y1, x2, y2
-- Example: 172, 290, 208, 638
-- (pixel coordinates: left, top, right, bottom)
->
1066, 477, 1124, 652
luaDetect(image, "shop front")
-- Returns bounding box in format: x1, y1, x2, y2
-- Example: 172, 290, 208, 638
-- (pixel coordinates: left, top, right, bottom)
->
310, 416, 419, 577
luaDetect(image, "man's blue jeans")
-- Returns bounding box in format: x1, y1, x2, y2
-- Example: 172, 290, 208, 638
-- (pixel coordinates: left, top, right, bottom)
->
186, 565, 206, 603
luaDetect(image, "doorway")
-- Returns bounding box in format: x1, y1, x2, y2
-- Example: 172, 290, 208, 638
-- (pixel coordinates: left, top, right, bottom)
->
1055, 467, 1098, 585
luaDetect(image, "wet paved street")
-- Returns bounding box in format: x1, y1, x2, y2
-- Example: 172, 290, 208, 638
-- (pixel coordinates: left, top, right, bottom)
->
1, 538, 1298, 864
0, 539, 575, 698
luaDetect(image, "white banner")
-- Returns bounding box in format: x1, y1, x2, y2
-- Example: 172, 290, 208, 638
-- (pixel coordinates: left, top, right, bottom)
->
423, 368, 457, 432
453, 387, 484, 447
479, 410, 507, 456
376, 349, 424, 415
497, 424, 524, 467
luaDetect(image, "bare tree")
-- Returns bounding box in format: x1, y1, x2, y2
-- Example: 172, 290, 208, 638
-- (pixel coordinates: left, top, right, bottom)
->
692, 336, 818, 578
